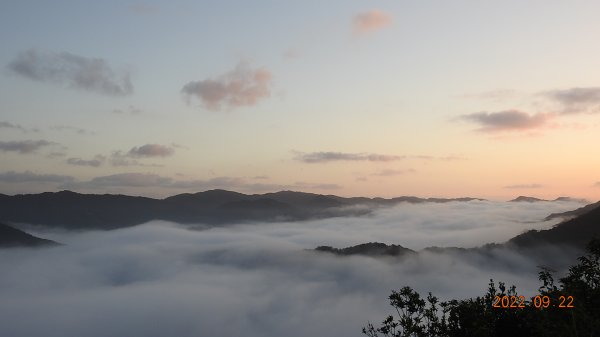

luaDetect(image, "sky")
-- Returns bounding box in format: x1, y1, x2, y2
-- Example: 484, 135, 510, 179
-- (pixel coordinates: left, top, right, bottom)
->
1, 0, 600, 200
0, 201, 583, 337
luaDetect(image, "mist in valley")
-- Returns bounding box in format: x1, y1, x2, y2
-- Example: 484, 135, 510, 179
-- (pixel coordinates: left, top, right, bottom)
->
0, 200, 585, 337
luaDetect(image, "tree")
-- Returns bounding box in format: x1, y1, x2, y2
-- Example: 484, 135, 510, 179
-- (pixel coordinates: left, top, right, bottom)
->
363, 239, 600, 337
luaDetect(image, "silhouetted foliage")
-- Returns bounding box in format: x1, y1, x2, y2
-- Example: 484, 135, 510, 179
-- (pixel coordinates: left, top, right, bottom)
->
364, 239, 600, 336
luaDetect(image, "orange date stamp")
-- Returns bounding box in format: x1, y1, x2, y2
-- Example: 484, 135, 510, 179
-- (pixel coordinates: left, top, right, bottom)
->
492, 295, 574, 309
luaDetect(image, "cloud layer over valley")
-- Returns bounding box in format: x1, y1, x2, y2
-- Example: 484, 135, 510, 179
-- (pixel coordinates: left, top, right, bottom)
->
0, 200, 585, 337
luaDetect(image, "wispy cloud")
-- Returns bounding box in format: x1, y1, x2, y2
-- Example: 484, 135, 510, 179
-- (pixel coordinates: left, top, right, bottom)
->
0, 121, 40, 133
542, 87, 600, 114
112, 105, 142, 115
66, 155, 106, 168
128, 144, 175, 158
181, 62, 272, 111
371, 169, 415, 177
105, 144, 175, 167
0, 121, 27, 133
62, 173, 340, 193
52, 125, 95, 135
63, 172, 181, 189
295, 151, 403, 163
459, 110, 552, 132
64, 173, 173, 189
170, 143, 189, 150
0, 170, 74, 183
0, 140, 55, 154
456, 86, 600, 135
439, 155, 468, 161
594, 182, 600, 188
7, 49, 133, 96
504, 184, 544, 189
108, 152, 163, 167
352, 9, 392, 35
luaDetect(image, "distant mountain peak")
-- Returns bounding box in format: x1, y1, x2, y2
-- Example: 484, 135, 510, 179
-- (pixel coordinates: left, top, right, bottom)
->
509, 196, 547, 202
509, 196, 587, 203
315, 242, 416, 257
553, 196, 588, 203
0, 223, 58, 248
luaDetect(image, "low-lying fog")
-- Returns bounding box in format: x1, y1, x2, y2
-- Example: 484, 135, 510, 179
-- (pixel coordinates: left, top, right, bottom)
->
0, 200, 585, 337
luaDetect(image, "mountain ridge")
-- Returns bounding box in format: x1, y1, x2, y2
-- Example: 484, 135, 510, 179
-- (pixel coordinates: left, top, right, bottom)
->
0, 189, 484, 230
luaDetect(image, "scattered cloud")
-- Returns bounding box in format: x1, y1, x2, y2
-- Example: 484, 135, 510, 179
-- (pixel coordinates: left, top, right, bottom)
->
61, 173, 239, 190
0, 121, 27, 133
128, 144, 175, 158
52, 125, 95, 135
170, 143, 189, 150
181, 61, 272, 111
295, 151, 403, 163
594, 182, 600, 188
542, 87, 600, 114
504, 184, 544, 189
7, 49, 133, 96
0, 121, 40, 133
62, 172, 340, 194
456, 86, 600, 136
400, 155, 467, 161
0, 170, 74, 183
294, 151, 462, 164
459, 110, 552, 132
439, 155, 468, 161
352, 9, 392, 35
105, 144, 175, 167
108, 152, 163, 167
66, 155, 106, 167
63, 173, 173, 189
0, 140, 55, 154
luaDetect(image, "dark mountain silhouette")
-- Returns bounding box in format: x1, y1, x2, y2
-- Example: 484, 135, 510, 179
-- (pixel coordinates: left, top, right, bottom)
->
0, 222, 58, 248
0, 190, 164, 230
509, 196, 547, 202
544, 200, 600, 221
508, 201, 600, 249
0, 190, 482, 230
509, 196, 584, 203
553, 196, 588, 203
315, 242, 416, 257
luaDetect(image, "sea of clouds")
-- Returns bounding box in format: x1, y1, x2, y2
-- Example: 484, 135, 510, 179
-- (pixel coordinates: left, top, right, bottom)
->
0, 200, 586, 337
